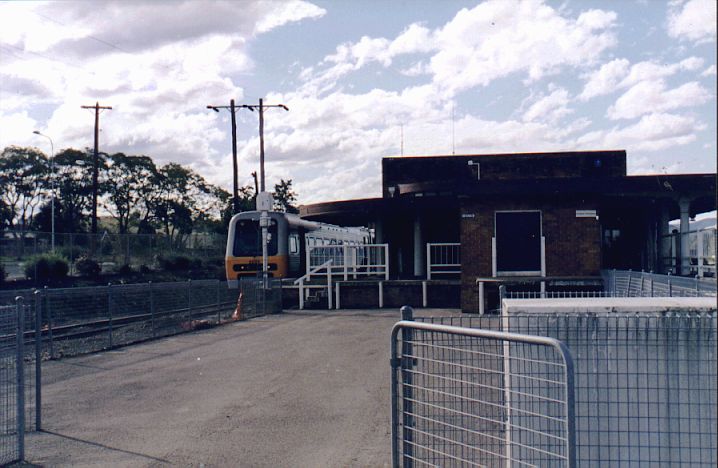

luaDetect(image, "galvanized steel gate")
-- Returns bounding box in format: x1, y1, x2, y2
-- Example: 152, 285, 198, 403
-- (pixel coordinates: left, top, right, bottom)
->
0, 297, 41, 465
391, 310, 576, 467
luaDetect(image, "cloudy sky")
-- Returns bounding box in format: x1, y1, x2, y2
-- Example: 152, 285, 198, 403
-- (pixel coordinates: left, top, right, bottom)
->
1, 0, 715, 205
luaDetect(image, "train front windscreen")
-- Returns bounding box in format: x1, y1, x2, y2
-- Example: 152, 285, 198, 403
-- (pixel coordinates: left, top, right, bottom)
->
232, 219, 278, 257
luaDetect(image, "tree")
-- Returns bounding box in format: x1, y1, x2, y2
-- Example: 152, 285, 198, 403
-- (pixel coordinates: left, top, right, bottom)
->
103, 153, 159, 234
0, 146, 49, 236
272, 179, 299, 213
52, 148, 96, 233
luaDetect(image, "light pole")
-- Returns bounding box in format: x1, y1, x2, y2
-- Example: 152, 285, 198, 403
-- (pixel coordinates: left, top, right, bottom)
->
238, 99, 289, 288
33, 130, 55, 251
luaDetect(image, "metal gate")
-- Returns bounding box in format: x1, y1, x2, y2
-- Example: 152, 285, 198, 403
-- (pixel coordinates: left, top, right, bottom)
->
391, 312, 576, 467
238, 277, 283, 318
0, 299, 26, 464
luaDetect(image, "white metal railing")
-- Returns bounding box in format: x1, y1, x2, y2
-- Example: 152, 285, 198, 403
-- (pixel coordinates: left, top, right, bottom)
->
305, 244, 389, 281
426, 243, 460, 279
294, 259, 333, 310
660, 227, 716, 277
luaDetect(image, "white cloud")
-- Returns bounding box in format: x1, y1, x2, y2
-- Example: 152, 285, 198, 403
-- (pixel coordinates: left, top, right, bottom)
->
576, 112, 703, 151
607, 80, 711, 120
254, 0, 326, 34
702, 64, 717, 76
579, 58, 630, 100
667, 0, 717, 42
522, 88, 573, 123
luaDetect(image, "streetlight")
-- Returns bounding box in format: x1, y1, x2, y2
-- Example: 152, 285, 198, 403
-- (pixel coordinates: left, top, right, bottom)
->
33, 130, 55, 251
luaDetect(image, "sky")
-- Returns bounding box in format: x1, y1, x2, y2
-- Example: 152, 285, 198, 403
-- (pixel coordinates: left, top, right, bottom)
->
0, 0, 716, 207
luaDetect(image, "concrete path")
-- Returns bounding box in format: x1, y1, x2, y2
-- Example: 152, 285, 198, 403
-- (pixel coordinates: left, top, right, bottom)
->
25, 308, 459, 467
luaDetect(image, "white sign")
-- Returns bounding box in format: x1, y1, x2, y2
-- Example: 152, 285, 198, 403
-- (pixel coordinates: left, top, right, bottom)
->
461, 213, 476, 219
256, 191, 274, 211
576, 210, 597, 218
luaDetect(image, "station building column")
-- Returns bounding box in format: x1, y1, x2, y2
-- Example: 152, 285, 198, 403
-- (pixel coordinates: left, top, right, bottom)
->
678, 198, 691, 275
659, 207, 671, 274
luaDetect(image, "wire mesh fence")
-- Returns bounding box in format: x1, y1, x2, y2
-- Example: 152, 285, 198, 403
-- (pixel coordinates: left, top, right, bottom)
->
0, 279, 282, 360
0, 299, 42, 465
416, 311, 717, 467
391, 313, 576, 467
0, 230, 226, 278
603, 269, 716, 297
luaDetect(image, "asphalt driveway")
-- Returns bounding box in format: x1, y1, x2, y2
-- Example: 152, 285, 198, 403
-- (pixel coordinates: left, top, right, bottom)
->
24, 308, 458, 467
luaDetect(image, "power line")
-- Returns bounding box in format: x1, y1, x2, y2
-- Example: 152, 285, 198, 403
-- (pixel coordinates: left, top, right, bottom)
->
81, 102, 112, 234
32, 11, 131, 55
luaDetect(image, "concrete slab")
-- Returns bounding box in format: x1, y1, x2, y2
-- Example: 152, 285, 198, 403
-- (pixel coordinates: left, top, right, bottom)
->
503, 296, 717, 314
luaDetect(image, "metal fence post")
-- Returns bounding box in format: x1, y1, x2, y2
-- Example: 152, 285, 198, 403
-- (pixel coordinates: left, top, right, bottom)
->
612, 268, 617, 294
216, 280, 221, 323
149, 281, 155, 338
15, 297, 25, 461
107, 283, 113, 348
695, 275, 700, 294
668, 273, 672, 297
400, 305, 414, 466
45, 286, 54, 360
33, 290, 42, 431
187, 279, 192, 322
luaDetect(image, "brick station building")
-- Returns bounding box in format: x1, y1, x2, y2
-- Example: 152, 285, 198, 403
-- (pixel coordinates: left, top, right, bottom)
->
300, 150, 716, 312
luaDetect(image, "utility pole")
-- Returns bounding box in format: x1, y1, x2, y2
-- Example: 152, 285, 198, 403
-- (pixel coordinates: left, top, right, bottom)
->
81, 102, 112, 234
251, 171, 259, 198
207, 100, 246, 214
238, 98, 289, 288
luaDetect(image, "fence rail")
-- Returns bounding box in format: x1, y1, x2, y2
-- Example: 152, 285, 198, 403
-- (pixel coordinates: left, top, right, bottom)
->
392, 309, 576, 467
603, 269, 716, 297
426, 243, 461, 280
0, 279, 280, 359
416, 311, 718, 467
306, 244, 389, 281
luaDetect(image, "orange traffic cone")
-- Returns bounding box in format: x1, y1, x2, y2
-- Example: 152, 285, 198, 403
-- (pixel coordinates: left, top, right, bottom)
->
232, 292, 243, 321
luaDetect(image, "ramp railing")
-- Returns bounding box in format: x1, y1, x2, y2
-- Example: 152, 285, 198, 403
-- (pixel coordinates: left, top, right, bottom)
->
306, 244, 389, 281
391, 309, 576, 468
426, 243, 460, 279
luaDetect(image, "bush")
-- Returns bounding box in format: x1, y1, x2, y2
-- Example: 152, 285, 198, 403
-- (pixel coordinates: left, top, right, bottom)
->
57, 245, 88, 262
24, 254, 69, 281
118, 263, 134, 275
75, 257, 101, 277
0, 263, 5, 284
139, 264, 152, 274
157, 254, 201, 272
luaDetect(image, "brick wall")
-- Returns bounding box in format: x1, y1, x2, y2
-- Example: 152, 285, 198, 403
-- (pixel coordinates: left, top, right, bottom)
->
460, 198, 601, 312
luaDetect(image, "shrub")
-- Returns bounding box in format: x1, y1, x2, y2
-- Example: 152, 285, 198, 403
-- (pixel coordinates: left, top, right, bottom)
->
118, 263, 134, 275
157, 255, 202, 271
75, 257, 101, 278
139, 264, 152, 274
0, 263, 5, 284
24, 254, 69, 281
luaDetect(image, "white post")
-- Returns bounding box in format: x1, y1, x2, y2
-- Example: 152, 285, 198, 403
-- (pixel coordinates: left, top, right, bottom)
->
299, 279, 304, 310
379, 281, 384, 308
491, 238, 497, 277
478, 281, 485, 316
327, 269, 333, 310
679, 198, 690, 275
342, 244, 349, 281
540, 236, 546, 277
697, 229, 704, 278
422, 281, 427, 308
306, 245, 312, 281
502, 306, 512, 467
384, 244, 390, 280
426, 243, 432, 280
540, 281, 546, 299
335, 282, 340, 309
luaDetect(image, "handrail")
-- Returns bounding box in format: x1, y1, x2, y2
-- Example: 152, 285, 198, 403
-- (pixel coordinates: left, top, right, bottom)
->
296, 259, 333, 310
294, 259, 333, 285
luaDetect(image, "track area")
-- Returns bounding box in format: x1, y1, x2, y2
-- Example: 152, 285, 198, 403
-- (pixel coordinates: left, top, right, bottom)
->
24, 308, 458, 467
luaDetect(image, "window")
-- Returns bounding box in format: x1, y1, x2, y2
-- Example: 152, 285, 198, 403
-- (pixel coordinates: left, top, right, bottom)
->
289, 235, 299, 254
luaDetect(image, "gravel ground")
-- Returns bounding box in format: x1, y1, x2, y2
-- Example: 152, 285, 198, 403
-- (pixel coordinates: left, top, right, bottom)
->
24, 308, 459, 467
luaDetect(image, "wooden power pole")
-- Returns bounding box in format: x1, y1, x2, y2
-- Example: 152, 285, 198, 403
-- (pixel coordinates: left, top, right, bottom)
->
81, 102, 112, 234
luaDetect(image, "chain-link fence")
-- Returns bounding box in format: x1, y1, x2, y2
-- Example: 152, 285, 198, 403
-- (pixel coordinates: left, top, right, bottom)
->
1, 230, 226, 278
0, 279, 282, 359
602, 269, 716, 297
0, 298, 42, 465
415, 311, 717, 467
392, 309, 576, 467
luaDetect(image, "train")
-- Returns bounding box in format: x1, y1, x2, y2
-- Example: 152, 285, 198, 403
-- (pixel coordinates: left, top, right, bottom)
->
225, 210, 371, 287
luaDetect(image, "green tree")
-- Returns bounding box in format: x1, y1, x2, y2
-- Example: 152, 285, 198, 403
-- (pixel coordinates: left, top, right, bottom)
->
103, 153, 159, 234
272, 178, 299, 213
0, 146, 49, 236
51, 148, 95, 232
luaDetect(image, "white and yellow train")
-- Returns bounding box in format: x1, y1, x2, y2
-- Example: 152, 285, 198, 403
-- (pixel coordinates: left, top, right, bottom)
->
225, 211, 370, 287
